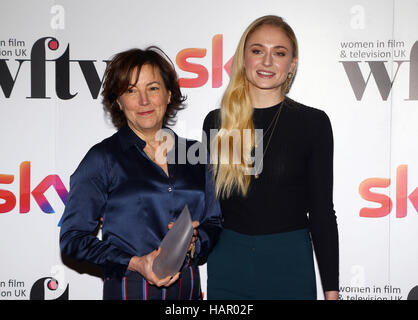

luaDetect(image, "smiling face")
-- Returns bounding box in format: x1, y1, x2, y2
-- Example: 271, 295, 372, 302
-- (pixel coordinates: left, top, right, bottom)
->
244, 24, 297, 101
117, 64, 171, 139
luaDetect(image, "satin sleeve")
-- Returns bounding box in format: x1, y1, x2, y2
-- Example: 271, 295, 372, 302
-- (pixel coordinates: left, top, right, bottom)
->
59, 144, 133, 269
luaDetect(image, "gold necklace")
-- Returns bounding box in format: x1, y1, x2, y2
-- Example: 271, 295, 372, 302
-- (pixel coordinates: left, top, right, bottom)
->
253, 102, 284, 179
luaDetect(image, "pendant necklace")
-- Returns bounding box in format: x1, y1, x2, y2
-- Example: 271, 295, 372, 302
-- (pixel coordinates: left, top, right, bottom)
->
253, 101, 284, 179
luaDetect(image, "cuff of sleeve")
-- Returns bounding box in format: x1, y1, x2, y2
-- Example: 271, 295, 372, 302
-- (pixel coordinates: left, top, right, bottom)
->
105, 252, 134, 278
194, 237, 202, 257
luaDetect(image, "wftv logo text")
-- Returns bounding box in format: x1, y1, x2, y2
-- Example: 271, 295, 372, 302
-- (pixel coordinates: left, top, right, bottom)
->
340, 41, 418, 101
3, 36, 417, 99
0, 35, 232, 100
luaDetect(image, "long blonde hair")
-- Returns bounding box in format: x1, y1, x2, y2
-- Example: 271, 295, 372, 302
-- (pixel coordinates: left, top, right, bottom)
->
211, 15, 298, 198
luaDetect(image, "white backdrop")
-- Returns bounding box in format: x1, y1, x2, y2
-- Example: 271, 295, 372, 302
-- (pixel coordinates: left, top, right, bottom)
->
1, 0, 417, 300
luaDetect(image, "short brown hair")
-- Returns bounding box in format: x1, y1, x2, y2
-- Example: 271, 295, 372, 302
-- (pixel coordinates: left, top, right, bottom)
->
101, 47, 186, 129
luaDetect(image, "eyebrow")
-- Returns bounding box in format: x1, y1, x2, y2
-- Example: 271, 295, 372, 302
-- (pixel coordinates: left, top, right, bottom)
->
128, 81, 161, 87
250, 43, 289, 50
146, 81, 161, 86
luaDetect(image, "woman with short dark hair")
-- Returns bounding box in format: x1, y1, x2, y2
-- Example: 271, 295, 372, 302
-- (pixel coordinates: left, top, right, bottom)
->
60, 47, 222, 300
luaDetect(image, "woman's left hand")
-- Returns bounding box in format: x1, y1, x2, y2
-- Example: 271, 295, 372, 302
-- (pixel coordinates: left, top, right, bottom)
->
325, 290, 339, 300
127, 249, 180, 287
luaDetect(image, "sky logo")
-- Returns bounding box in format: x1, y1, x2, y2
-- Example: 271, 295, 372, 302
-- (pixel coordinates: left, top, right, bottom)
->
0, 161, 68, 224
359, 164, 418, 218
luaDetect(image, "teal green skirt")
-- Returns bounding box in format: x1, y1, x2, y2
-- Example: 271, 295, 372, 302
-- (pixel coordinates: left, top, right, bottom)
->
207, 228, 317, 300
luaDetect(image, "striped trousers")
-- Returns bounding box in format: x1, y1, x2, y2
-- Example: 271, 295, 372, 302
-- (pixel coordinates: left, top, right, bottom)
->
103, 264, 202, 300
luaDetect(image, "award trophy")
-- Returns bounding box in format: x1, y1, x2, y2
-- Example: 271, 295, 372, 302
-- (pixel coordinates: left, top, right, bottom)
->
152, 205, 193, 278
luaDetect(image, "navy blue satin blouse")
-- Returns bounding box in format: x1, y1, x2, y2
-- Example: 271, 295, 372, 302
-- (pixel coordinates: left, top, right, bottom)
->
60, 125, 222, 277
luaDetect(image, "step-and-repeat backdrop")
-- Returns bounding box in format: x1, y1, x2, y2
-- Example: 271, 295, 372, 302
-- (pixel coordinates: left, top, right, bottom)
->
1, 0, 417, 300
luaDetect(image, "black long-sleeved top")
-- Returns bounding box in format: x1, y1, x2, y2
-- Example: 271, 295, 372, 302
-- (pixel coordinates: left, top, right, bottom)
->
202, 97, 339, 292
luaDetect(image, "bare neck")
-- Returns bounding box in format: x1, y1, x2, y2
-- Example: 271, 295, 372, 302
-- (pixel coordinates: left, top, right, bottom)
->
249, 87, 284, 109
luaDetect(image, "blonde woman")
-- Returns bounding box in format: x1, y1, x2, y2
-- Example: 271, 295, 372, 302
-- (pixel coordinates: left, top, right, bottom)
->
202, 15, 339, 300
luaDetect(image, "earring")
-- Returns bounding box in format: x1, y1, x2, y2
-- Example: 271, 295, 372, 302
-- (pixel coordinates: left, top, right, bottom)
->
287, 72, 293, 79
